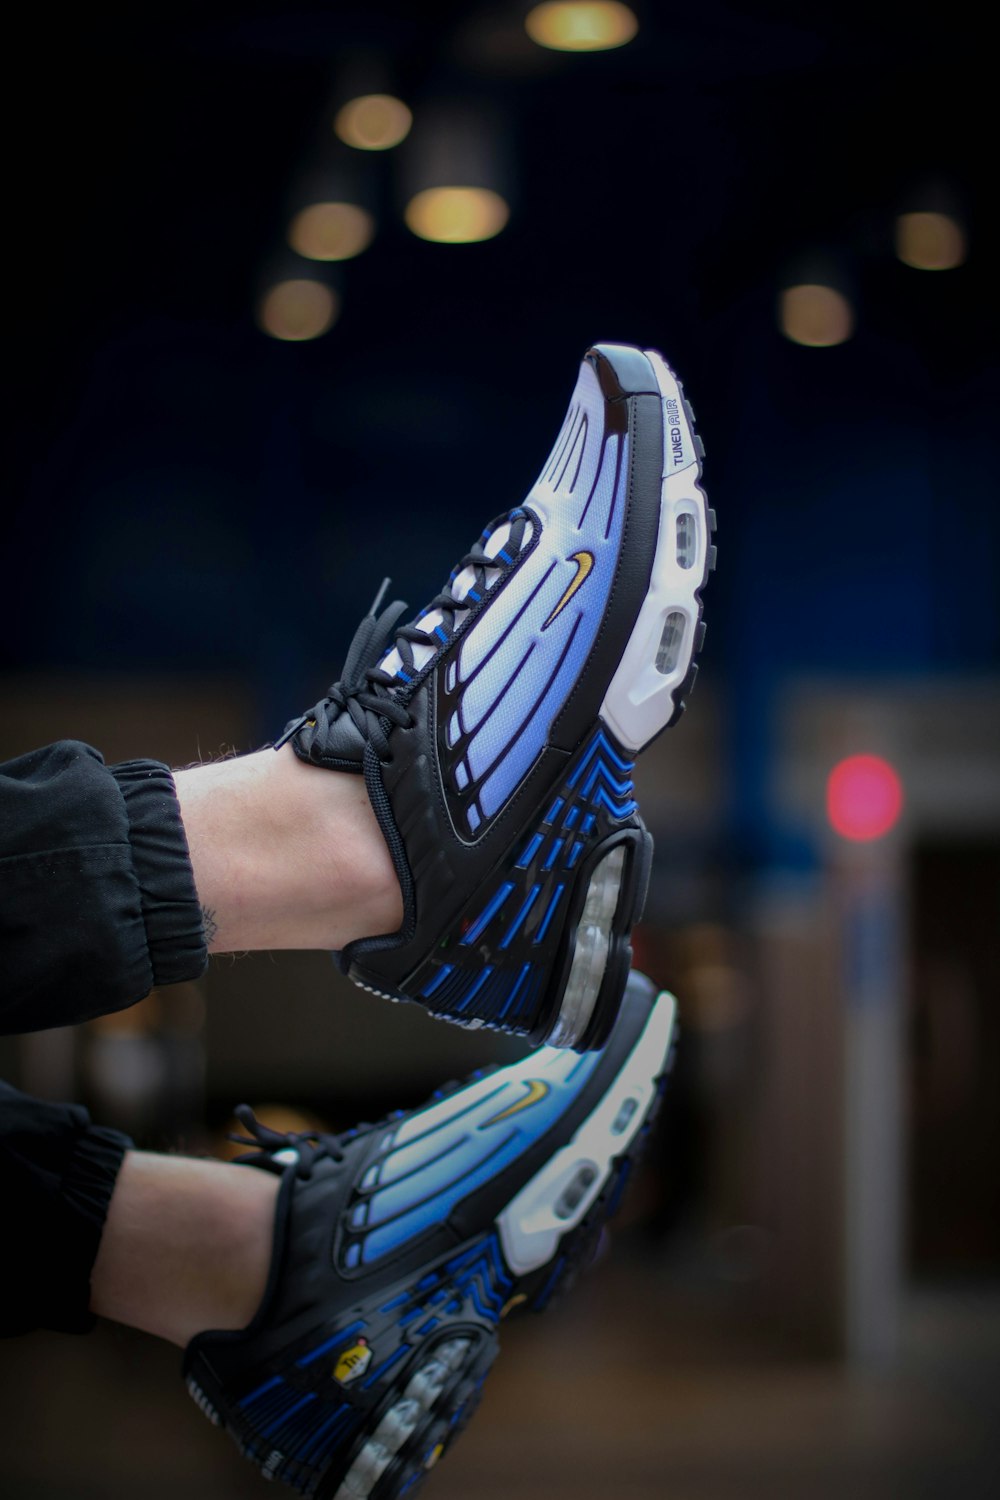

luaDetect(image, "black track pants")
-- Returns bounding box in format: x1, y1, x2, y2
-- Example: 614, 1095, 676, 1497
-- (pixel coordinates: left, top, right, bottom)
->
0, 740, 208, 1334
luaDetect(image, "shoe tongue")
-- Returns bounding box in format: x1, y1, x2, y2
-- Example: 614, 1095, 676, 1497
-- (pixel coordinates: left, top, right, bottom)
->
380, 518, 521, 678
295, 708, 369, 768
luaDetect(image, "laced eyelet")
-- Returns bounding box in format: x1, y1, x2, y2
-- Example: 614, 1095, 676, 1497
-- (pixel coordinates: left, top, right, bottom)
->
283, 512, 529, 763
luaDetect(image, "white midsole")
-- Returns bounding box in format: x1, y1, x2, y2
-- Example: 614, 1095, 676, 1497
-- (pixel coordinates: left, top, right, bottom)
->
496, 989, 677, 1274
599, 351, 709, 753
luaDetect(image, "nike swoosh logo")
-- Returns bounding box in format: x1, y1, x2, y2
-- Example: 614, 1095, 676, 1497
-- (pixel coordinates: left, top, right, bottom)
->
481, 1079, 550, 1127
542, 550, 594, 628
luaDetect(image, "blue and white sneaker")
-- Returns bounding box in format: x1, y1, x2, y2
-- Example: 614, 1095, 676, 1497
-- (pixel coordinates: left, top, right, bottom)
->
184, 971, 676, 1499
278, 343, 713, 1049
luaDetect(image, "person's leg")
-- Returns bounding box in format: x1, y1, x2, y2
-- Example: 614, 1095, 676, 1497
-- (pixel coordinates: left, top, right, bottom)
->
181, 975, 676, 1496
0, 1082, 132, 1337
0, 739, 400, 1035
1, 976, 675, 1368
3, 342, 711, 1047
84, 976, 676, 1500
90, 1150, 279, 1347
0, 742, 208, 1033
172, 745, 401, 955
273, 342, 713, 1050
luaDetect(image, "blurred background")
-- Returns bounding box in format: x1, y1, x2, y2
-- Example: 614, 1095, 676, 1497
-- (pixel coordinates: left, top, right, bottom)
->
1, 2, 998, 1496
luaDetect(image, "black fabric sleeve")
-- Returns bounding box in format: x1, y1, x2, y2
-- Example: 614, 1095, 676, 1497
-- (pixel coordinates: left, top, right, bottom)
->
0, 1082, 132, 1336
0, 740, 207, 1034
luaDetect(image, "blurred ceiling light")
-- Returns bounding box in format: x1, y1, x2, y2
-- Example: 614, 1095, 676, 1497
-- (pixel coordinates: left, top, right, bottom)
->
895, 211, 965, 271
827, 754, 904, 842
257, 280, 339, 342
288, 202, 374, 261
525, 1, 638, 51
779, 284, 854, 347
334, 93, 412, 151
402, 105, 510, 245
404, 186, 510, 244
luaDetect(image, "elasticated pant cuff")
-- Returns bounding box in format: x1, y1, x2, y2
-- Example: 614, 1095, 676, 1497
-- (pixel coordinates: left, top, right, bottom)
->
56, 1123, 133, 1333
0, 1083, 132, 1337
110, 760, 208, 990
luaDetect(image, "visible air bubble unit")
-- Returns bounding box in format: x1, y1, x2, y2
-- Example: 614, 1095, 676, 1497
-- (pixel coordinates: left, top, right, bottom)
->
555, 1164, 598, 1219
372, 1399, 422, 1453
547, 846, 626, 1049
676, 512, 696, 569
431, 1339, 473, 1373
611, 1097, 639, 1135
333, 1340, 472, 1500
337, 1440, 393, 1498
655, 611, 686, 676
404, 1359, 448, 1408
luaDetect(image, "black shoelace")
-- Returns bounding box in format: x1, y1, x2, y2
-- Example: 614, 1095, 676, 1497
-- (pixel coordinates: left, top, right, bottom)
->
229, 1068, 497, 1180
274, 510, 529, 763
228, 1103, 385, 1180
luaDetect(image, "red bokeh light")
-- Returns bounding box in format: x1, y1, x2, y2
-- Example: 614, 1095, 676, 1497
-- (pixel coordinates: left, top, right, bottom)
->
826, 754, 904, 842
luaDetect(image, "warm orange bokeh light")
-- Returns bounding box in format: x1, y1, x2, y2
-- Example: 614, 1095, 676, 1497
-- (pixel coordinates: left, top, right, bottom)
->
257, 280, 339, 342
334, 94, 412, 151
779, 284, 854, 347
404, 188, 510, 244
525, 2, 638, 52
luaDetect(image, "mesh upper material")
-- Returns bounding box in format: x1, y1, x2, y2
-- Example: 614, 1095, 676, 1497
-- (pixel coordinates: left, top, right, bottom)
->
340, 1041, 602, 1267
449, 360, 630, 828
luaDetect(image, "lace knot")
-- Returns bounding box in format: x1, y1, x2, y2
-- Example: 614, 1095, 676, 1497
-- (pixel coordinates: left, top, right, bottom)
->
276, 510, 530, 763
229, 1104, 350, 1178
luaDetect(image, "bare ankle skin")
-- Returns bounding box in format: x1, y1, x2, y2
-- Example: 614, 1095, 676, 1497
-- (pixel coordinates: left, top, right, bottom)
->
173, 745, 403, 953
90, 1152, 280, 1348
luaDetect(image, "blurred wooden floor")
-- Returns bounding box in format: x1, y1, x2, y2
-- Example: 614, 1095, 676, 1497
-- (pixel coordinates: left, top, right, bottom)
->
2, 1254, 998, 1500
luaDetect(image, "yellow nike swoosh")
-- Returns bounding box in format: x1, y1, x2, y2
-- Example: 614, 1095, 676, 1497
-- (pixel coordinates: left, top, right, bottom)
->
481, 1079, 550, 1127
542, 550, 594, 628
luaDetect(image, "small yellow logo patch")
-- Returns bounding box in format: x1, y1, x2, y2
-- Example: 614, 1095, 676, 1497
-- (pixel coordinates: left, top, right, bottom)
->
334, 1337, 372, 1385
481, 1079, 550, 1128
542, 550, 595, 628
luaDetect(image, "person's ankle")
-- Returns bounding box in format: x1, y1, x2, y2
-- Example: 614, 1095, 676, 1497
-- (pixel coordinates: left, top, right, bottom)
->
275, 745, 403, 949
91, 1153, 280, 1347
173, 746, 403, 952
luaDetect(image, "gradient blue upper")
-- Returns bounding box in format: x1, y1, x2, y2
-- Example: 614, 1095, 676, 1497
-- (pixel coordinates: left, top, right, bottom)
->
338, 1041, 602, 1269
441, 359, 629, 834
